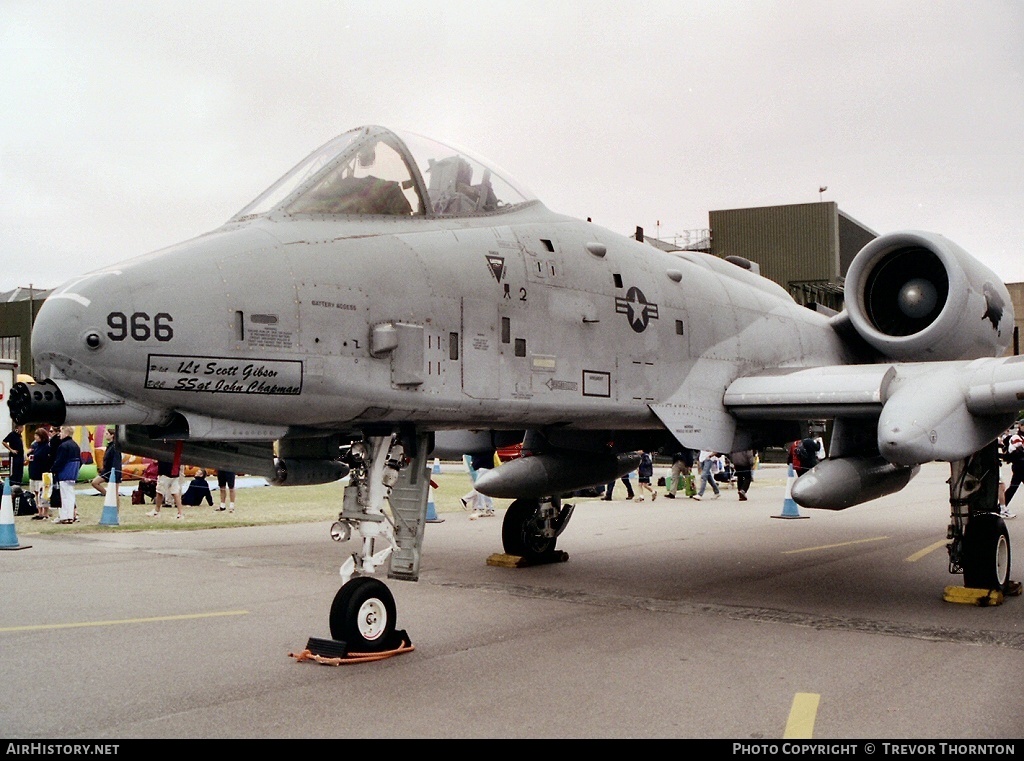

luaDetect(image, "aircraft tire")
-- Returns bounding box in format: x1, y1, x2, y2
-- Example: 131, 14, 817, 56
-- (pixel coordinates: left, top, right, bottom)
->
962, 512, 1011, 591
329, 577, 397, 651
502, 498, 556, 559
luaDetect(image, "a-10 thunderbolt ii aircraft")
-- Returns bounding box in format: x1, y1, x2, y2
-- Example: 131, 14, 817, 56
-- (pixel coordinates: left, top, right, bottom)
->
10, 125, 1024, 651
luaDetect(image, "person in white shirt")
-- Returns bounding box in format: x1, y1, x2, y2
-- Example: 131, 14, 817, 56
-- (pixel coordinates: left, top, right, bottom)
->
1001, 424, 1024, 518
691, 450, 721, 500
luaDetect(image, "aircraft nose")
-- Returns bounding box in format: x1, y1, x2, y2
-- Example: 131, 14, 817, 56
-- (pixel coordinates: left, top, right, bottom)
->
32, 272, 127, 378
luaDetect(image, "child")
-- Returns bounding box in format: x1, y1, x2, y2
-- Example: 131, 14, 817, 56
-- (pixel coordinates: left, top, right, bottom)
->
181, 468, 214, 507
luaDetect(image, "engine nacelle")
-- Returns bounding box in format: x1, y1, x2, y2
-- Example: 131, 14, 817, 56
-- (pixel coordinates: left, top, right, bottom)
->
843, 231, 1012, 361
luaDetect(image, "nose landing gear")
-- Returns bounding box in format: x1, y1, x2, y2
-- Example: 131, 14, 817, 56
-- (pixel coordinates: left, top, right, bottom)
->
320, 429, 430, 655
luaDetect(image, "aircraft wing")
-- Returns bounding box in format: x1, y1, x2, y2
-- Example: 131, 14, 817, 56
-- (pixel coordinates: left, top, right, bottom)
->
649, 358, 741, 454
721, 355, 1024, 466
722, 363, 896, 421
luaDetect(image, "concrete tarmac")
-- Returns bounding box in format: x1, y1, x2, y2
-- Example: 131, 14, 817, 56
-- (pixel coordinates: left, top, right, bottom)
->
2, 463, 1022, 739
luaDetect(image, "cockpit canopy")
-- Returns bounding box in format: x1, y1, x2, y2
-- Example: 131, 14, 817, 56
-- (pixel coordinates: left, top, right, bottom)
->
232, 126, 536, 221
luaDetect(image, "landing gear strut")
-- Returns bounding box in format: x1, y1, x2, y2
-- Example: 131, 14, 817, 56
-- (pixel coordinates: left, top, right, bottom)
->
947, 442, 1012, 591
326, 429, 430, 652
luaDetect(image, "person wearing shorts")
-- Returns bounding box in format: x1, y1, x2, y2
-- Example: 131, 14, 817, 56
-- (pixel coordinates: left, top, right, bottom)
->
217, 470, 236, 512
635, 449, 657, 502
148, 459, 185, 518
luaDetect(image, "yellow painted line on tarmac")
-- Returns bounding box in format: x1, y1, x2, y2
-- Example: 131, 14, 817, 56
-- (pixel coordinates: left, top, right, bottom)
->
0, 610, 249, 633
783, 692, 820, 739
781, 536, 889, 555
905, 539, 947, 562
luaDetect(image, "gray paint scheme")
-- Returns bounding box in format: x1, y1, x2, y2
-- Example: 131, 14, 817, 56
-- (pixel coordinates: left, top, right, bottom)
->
14, 126, 1024, 501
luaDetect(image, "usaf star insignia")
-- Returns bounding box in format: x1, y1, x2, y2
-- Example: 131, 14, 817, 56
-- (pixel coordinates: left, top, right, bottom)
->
615, 286, 659, 333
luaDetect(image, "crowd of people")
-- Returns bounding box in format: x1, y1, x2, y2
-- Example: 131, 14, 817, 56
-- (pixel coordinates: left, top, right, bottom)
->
144, 461, 237, 519
2, 423, 239, 522
599, 447, 758, 503
2, 424, 85, 523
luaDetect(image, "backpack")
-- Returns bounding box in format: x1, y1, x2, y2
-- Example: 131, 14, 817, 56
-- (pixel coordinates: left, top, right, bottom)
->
787, 441, 801, 468
797, 439, 818, 470
15, 490, 37, 516
1008, 436, 1024, 465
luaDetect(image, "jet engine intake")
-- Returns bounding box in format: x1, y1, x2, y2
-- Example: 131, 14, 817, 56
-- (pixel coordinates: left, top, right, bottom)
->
843, 231, 1012, 361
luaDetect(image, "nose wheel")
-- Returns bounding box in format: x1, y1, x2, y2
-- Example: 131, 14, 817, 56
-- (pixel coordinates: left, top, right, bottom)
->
329, 576, 397, 651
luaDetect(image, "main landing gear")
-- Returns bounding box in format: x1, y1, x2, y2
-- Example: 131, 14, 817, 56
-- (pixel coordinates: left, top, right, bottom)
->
500, 496, 574, 559
946, 443, 1013, 592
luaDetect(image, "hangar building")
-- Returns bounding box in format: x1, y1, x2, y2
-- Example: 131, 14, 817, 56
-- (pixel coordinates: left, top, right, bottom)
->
649, 200, 1022, 355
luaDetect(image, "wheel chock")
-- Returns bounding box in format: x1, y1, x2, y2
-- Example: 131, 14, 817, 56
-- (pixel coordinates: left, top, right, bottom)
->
290, 631, 414, 665
942, 586, 1006, 606
305, 637, 352, 659
486, 550, 569, 568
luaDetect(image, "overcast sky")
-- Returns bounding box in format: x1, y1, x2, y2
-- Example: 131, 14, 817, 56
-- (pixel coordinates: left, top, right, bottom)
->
2, 0, 1022, 293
